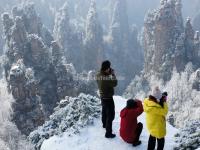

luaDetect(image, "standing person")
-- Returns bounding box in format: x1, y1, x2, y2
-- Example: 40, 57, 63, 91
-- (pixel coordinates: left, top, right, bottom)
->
143, 87, 168, 150
96, 60, 118, 138
120, 99, 143, 146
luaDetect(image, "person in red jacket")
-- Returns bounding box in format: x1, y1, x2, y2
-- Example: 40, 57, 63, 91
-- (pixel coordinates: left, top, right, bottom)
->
120, 99, 143, 146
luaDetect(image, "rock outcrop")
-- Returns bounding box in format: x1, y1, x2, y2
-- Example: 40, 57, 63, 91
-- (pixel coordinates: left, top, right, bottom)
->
2, 3, 96, 135
125, 2, 200, 143
143, 0, 200, 81
143, 0, 184, 80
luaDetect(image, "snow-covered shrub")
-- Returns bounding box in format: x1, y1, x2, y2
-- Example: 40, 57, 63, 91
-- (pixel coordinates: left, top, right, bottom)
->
174, 120, 200, 150
164, 64, 200, 127
29, 93, 101, 150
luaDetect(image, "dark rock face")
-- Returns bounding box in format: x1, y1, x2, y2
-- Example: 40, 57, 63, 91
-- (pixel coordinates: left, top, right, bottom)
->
2, 3, 96, 135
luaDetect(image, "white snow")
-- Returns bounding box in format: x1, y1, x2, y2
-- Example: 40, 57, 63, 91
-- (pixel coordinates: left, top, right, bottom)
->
41, 96, 178, 150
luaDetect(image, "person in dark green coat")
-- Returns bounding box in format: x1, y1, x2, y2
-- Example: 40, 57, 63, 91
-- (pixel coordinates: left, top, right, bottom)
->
96, 60, 118, 138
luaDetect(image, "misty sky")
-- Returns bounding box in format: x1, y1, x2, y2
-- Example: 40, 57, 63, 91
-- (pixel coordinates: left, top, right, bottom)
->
127, 0, 200, 27
0, 0, 200, 27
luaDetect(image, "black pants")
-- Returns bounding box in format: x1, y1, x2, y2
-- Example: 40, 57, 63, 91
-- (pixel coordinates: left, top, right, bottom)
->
134, 122, 143, 142
101, 97, 115, 134
147, 135, 165, 150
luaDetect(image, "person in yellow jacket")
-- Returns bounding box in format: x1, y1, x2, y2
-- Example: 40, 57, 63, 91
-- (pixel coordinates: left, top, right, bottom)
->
143, 87, 168, 150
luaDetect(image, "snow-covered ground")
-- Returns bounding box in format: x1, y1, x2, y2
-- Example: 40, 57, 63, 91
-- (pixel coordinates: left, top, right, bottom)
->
41, 96, 178, 150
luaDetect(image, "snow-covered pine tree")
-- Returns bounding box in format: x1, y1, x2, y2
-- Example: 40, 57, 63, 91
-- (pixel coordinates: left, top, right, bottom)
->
174, 119, 200, 150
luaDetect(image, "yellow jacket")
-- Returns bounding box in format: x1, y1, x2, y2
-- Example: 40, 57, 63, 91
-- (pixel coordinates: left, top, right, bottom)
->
143, 98, 168, 138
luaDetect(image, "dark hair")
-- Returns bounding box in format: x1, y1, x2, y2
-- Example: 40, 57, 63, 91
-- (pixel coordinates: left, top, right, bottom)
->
101, 60, 111, 71
162, 92, 168, 97
126, 99, 137, 109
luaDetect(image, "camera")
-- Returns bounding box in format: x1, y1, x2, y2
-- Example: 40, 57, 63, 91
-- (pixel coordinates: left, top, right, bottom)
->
109, 68, 114, 75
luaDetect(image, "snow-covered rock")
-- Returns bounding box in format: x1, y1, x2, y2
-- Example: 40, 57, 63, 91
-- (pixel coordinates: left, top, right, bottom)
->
2, 2, 98, 135
143, 0, 184, 81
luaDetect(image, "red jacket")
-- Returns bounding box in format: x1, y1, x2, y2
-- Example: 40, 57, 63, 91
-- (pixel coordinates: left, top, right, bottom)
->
120, 100, 143, 143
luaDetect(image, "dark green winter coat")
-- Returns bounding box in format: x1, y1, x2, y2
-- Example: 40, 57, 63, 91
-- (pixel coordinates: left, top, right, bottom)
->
96, 71, 118, 98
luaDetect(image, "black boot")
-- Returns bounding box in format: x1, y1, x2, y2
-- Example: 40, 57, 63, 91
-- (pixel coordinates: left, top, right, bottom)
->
132, 140, 141, 147
105, 133, 116, 138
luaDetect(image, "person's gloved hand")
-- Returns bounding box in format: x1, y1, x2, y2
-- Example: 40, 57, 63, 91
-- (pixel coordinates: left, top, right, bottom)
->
162, 92, 168, 102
